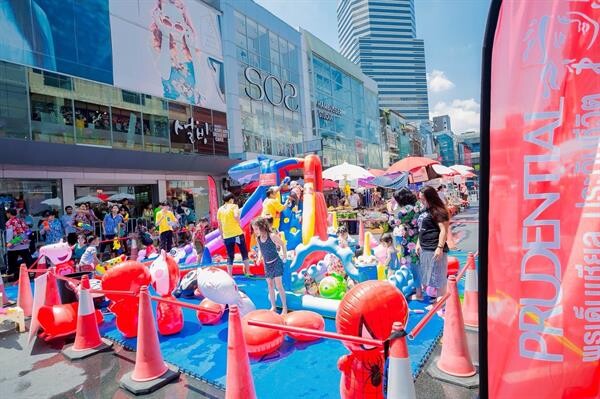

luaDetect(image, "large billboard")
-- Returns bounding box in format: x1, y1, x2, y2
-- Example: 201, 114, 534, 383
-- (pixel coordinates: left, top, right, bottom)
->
0, 0, 113, 83
482, 0, 600, 397
109, 0, 226, 112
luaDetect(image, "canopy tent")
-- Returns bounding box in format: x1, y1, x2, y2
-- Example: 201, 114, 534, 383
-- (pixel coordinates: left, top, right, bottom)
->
431, 164, 457, 176
323, 179, 339, 190
41, 198, 62, 207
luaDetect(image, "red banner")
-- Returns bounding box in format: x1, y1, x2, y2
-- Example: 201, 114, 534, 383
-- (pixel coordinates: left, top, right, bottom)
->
259, 173, 277, 186
207, 176, 218, 229
487, 1, 600, 397
463, 146, 472, 167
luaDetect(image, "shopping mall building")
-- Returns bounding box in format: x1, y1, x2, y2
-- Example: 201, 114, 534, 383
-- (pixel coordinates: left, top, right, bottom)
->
0, 0, 383, 220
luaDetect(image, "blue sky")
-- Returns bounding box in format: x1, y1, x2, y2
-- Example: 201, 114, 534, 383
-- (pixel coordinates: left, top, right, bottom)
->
255, 0, 491, 133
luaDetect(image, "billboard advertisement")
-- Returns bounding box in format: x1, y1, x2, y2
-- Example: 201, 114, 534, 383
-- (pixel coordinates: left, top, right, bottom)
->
110, 0, 226, 112
0, 0, 113, 83
483, 0, 600, 397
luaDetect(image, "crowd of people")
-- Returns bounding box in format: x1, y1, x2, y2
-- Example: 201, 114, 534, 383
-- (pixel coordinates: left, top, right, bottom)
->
2, 198, 212, 283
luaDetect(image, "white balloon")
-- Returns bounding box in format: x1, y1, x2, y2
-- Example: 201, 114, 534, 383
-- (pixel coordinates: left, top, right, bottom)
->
196, 267, 241, 305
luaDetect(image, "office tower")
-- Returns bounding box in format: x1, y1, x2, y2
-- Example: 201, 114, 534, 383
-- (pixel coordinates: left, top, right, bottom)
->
338, 0, 429, 121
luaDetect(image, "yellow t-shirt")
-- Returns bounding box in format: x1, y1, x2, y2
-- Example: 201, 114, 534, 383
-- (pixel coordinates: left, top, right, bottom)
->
262, 198, 286, 229
155, 210, 176, 234
217, 204, 243, 239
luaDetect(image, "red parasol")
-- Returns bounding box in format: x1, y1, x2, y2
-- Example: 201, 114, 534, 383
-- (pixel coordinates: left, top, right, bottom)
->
368, 169, 386, 177
387, 156, 439, 174
323, 179, 339, 190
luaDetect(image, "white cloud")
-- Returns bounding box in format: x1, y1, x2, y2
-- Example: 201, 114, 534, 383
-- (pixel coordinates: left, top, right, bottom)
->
431, 98, 480, 133
427, 70, 455, 93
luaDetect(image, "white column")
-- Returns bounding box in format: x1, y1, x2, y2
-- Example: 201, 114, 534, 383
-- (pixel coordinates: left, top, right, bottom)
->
62, 179, 76, 209
158, 180, 167, 202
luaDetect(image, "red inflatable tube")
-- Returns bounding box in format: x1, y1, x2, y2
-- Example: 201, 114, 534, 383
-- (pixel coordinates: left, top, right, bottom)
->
156, 295, 184, 335
196, 298, 225, 325
37, 303, 104, 341
284, 311, 325, 342
242, 310, 285, 357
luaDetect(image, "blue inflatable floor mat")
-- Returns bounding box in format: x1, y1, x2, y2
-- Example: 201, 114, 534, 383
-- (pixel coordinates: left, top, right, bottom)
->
5, 251, 470, 399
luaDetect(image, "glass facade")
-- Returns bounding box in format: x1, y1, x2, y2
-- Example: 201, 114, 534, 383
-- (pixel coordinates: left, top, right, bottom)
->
0, 179, 62, 217
0, 60, 229, 156
234, 11, 303, 157
310, 54, 382, 168
166, 180, 211, 223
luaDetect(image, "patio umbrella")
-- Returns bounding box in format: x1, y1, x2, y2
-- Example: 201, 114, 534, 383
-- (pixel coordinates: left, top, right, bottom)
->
75, 195, 105, 205
107, 193, 135, 202
323, 179, 339, 190
387, 156, 439, 174
41, 197, 62, 207
323, 162, 374, 181
368, 169, 386, 177
449, 164, 475, 174
432, 164, 457, 176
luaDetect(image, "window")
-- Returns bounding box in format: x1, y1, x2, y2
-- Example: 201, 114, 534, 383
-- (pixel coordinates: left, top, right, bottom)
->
0, 62, 30, 140
166, 180, 210, 222
30, 93, 74, 144
73, 100, 111, 146
42, 71, 73, 91
0, 179, 62, 218
168, 102, 193, 153
142, 97, 169, 153
111, 106, 143, 151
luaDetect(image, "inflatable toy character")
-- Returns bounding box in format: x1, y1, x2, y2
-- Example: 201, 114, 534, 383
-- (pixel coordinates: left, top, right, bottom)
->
37, 302, 103, 341
336, 281, 409, 399
102, 260, 151, 338
388, 265, 415, 297
150, 251, 184, 335
38, 240, 75, 275
173, 269, 201, 298
96, 254, 127, 275
196, 267, 256, 313
319, 274, 346, 300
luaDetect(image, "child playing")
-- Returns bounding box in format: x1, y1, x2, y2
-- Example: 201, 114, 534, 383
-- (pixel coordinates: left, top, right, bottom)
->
337, 225, 350, 248
78, 236, 100, 272
252, 217, 288, 315
72, 234, 88, 264
194, 218, 209, 260
380, 233, 400, 279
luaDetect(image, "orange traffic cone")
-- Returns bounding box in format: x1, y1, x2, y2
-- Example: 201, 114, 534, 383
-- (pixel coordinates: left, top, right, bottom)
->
44, 268, 61, 307
462, 253, 478, 329
17, 264, 33, 317
386, 322, 416, 399
427, 275, 477, 387
358, 219, 365, 247
120, 286, 179, 395
225, 305, 256, 399
62, 275, 112, 360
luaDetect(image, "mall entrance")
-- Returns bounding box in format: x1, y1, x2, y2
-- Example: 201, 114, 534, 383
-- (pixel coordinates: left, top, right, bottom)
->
74, 184, 158, 220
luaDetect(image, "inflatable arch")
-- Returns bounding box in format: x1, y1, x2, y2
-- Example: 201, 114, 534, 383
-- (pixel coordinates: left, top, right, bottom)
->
287, 236, 360, 290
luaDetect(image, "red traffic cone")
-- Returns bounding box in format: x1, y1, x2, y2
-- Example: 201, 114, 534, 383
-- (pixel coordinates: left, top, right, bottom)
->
17, 264, 33, 317
386, 322, 416, 399
225, 305, 256, 399
44, 268, 61, 307
428, 276, 477, 386
462, 253, 478, 329
120, 286, 179, 395
62, 275, 112, 360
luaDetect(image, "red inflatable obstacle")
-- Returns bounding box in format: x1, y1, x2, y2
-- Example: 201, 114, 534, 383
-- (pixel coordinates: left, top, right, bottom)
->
285, 311, 325, 342
242, 310, 285, 357
336, 281, 409, 399
196, 298, 225, 325
37, 302, 104, 341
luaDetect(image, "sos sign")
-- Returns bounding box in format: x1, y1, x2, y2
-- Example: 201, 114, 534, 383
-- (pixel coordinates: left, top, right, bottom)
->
244, 66, 299, 111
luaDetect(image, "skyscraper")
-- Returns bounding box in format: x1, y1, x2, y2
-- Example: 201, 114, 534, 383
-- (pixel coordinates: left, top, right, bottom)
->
337, 0, 429, 121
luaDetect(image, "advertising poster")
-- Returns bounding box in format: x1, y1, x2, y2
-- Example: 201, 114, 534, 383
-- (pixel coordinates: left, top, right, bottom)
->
485, 0, 600, 397
0, 0, 113, 83
110, 0, 226, 111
